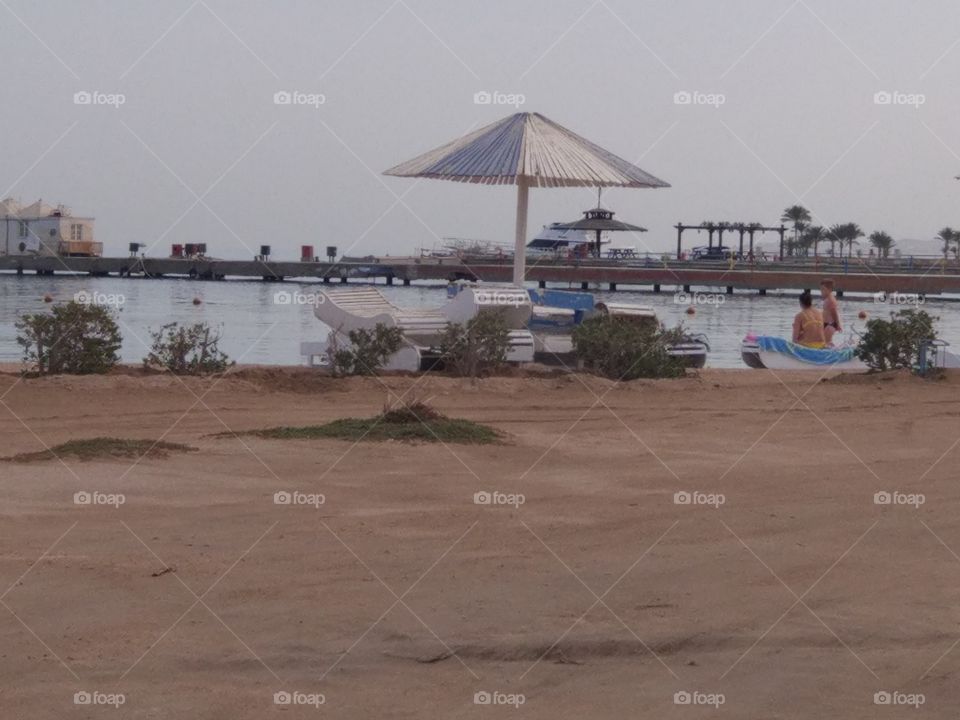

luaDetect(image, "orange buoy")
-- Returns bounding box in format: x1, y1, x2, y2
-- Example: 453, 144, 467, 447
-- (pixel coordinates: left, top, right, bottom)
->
858, 310, 867, 320
685, 305, 696, 315
192, 297, 202, 305
43, 293, 53, 303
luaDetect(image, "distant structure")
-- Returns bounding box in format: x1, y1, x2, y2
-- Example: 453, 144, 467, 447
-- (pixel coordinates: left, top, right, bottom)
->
0, 198, 99, 257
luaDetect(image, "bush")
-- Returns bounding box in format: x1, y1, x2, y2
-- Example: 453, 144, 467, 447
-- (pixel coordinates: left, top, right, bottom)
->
855, 308, 938, 371
438, 310, 510, 377
572, 315, 686, 380
16, 301, 122, 375
144, 322, 233, 375
331, 324, 404, 376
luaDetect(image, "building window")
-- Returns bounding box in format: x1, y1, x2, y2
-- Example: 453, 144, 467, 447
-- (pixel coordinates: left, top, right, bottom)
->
71, 224, 83, 241
18, 220, 27, 237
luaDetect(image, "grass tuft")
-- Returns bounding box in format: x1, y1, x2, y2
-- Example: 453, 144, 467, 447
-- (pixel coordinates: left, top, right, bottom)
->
3, 438, 197, 463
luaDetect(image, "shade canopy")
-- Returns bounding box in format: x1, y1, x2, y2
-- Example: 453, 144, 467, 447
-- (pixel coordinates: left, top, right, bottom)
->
384, 112, 670, 282
554, 208, 647, 257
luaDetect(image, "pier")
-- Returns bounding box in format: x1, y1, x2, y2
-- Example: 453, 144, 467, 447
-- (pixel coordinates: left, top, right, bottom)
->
3, 254, 960, 296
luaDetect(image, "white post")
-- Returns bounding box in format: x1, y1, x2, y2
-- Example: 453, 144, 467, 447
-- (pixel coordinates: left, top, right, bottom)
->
513, 178, 529, 286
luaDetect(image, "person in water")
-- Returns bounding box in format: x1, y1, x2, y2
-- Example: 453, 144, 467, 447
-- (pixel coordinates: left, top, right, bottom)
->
793, 291, 826, 348
820, 278, 841, 344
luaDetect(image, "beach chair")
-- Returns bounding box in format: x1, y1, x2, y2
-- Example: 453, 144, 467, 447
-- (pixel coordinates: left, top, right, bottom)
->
307, 285, 534, 371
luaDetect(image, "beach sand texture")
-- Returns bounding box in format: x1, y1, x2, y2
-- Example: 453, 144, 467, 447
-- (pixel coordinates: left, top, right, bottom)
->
1, 367, 958, 718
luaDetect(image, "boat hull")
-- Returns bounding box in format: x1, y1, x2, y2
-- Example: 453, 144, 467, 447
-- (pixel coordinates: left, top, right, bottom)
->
740, 340, 867, 371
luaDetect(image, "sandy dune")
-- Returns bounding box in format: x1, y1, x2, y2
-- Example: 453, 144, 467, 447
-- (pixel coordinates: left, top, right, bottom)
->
1, 367, 959, 718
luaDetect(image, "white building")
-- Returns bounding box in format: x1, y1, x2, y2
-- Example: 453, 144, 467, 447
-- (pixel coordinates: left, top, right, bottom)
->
0, 198, 99, 257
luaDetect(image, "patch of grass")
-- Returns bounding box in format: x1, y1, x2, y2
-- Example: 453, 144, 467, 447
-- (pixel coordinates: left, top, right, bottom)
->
217, 402, 501, 444
3, 438, 197, 463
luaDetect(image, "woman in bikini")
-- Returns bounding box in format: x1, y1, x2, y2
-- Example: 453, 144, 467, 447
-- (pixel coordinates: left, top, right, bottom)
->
792, 291, 826, 348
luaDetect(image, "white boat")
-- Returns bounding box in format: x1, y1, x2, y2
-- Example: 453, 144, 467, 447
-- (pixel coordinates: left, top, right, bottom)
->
740, 335, 866, 370
526, 223, 615, 257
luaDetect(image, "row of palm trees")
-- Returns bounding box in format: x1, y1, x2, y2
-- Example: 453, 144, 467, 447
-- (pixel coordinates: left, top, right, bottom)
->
936, 227, 960, 260
779, 205, 896, 259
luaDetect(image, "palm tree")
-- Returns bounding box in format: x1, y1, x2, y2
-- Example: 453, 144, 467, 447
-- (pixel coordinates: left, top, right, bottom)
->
803, 225, 827, 257
868, 231, 895, 259
936, 227, 957, 259
780, 205, 812, 255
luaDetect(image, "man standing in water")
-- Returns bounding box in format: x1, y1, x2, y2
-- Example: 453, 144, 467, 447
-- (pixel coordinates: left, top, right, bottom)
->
820, 279, 841, 344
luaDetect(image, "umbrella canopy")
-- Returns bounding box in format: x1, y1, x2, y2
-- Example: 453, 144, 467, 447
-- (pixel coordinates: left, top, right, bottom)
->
554, 208, 647, 257
384, 112, 669, 283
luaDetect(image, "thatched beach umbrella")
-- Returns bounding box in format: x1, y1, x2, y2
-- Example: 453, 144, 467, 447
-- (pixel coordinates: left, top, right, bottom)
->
384, 112, 670, 285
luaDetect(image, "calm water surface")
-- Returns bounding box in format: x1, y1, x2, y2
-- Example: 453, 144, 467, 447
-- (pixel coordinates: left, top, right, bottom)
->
1, 275, 957, 368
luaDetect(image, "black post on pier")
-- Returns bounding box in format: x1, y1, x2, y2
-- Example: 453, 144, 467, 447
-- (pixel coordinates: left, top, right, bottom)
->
778, 225, 787, 259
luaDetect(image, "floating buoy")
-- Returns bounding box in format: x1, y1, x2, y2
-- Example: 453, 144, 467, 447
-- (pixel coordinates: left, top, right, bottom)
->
192, 297, 202, 305
858, 310, 867, 320
43, 293, 53, 303
685, 305, 696, 315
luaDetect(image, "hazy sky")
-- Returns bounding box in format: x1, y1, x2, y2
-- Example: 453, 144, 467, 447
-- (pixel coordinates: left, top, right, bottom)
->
3, 0, 960, 259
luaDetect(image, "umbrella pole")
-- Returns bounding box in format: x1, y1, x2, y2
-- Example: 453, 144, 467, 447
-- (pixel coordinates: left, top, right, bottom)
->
513, 179, 529, 286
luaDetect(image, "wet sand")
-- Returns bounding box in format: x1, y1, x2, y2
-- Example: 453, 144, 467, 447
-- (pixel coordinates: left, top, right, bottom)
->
1, 366, 959, 718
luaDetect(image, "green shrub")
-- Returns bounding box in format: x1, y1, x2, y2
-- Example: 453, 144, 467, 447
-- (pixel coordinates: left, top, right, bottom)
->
16, 301, 122, 375
331, 324, 404, 376
572, 315, 686, 380
855, 308, 938, 371
144, 322, 233, 375
438, 310, 510, 377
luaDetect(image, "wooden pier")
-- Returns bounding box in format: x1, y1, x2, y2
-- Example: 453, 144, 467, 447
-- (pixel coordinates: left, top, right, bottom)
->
3, 254, 960, 296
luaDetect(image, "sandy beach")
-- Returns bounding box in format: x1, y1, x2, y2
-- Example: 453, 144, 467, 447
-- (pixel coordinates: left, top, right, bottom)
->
1, 366, 959, 718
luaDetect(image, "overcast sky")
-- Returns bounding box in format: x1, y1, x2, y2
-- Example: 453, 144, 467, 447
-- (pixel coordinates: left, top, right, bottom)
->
2, 0, 960, 259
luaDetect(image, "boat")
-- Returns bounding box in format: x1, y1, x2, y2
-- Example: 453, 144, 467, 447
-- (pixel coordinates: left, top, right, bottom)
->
740, 335, 866, 370
526, 223, 616, 257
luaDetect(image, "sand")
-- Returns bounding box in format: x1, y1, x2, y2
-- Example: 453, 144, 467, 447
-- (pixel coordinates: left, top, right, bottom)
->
1, 366, 959, 718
